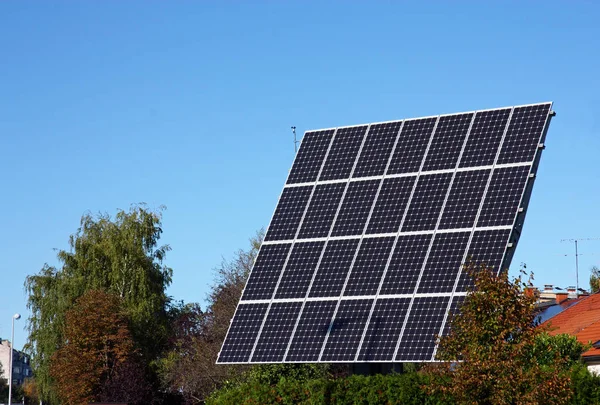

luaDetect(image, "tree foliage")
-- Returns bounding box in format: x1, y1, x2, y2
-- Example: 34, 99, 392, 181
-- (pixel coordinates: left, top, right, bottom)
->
160, 230, 263, 403
25, 205, 172, 403
50, 290, 148, 405
426, 265, 574, 405
590, 266, 600, 294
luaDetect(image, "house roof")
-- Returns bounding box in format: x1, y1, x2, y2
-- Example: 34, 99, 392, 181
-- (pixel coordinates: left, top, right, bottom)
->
542, 293, 600, 357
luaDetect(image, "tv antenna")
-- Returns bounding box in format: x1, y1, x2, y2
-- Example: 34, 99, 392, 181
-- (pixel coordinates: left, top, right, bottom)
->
291, 126, 299, 153
560, 237, 600, 294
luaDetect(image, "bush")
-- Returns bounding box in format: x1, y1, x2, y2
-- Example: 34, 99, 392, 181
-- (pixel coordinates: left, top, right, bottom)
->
207, 371, 450, 405
570, 363, 600, 405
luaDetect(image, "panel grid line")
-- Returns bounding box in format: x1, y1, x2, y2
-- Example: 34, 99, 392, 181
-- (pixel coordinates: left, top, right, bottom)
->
495, 104, 554, 273
247, 129, 339, 362
238, 291, 469, 305
430, 103, 554, 360
281, 124, 373, 362
430, 107, 516, 360
392, 111, 477, 361
218, 102, 553, 364
351, 117, 445, 360
316, 121, 410, 362
216, 129, 319, 362
283, 161, 532, 188
261, 224, 514, 245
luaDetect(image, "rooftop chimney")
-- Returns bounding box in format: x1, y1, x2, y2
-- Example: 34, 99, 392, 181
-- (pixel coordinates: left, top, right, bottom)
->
567, 286, 577, 299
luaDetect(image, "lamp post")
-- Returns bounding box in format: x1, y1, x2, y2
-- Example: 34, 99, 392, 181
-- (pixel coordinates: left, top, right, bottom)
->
9, 313, 21, 405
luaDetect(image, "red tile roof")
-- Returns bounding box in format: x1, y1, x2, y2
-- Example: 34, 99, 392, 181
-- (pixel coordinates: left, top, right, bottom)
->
541, 293, 600, 357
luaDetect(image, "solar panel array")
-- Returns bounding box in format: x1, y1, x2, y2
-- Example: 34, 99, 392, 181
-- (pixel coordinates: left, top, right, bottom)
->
218, 102, 553, 363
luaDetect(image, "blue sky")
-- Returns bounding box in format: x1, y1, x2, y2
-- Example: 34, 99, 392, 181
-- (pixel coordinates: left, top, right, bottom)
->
1, 2, 599, 349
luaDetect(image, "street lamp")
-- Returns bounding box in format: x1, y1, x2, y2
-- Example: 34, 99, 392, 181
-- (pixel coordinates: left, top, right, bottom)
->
9, 313, 21, 405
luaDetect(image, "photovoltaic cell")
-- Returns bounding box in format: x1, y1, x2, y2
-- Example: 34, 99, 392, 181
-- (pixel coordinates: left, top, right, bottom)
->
417, 232, 470, 294
275, 241, 325, 299
357, 298, 410, 361
264, 186, 312, 242
218, 102, 553, 364
380, 234, 432, 295
366, 176, 415, 234
298, 183, 346, 238
286, 301, 337, 362
440, 295, 465, 341
353, 122, 402, 178
332, 180, 379, 236
287, 130, 334, 184
321, 299, 372, 361
456, 229, 512, 292
388, 117, 437, 174
251, 302, 302, 362
309, 239, 360, 298
477, 166, 530, 227
218, 303, 268, 363
344, 237, 395, 296
439, 169, 490, 229
241, 243, 291, 301
459, 109, 511, 168
319, 126, 368, 181
497, 103, 551, 164
422, 113, 473, 171
402, 173, 452, 232
395, 296, 449, 361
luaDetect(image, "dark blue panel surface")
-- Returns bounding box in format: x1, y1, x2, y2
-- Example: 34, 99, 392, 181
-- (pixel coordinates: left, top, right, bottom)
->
344, 237, 395, 296
353, 122, 402, 178
439, 169, 490, 229
388, 117, 437, 175
264, 186, 313, 242
459, 109, 511, 168
218, 303, 268, 363
422, 113, 473, 171
298, 183, 346, 238
366, 176, 416, 234
497, 103, 551, 164
417, 232, 470, 294
380, 234, 432, 295
241, 243, 292, 301
395, 296, 449, 362
457, 229, 512, 292
309, 239, 360, 298
332, 179, 380, 237
287, 130, 334, 184
252, 302, 303, 362
275, 241, 325, 299
477, 166, 530, 227
358, 298, 410, 361
402, 173, 452, 232
286, 301, 337, 362
319, 126, 368, 181
321, 299, 373, 361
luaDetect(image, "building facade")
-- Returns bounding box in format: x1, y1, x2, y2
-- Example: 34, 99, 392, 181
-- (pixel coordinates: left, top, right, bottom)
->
0, 339, 32, 385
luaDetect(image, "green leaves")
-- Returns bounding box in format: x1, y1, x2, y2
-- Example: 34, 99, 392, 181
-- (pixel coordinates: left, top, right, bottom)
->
24, 204, 172, 404
426, 264, 575, 405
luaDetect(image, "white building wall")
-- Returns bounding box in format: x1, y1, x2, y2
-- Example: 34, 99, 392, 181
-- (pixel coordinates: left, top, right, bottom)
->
0, 340, 12, 380
587, 363, 600, 375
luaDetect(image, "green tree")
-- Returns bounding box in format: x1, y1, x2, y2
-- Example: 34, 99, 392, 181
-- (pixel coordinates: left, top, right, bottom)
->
25, 205, 173, 404
426, 265, 574, 405
590, 266, 600, 293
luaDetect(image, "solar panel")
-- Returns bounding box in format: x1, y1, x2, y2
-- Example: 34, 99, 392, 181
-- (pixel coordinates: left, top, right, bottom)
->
219, 102, 554, 364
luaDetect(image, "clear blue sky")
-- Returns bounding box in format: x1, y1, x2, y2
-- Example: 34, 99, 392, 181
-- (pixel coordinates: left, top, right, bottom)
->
1, 2, 599, 349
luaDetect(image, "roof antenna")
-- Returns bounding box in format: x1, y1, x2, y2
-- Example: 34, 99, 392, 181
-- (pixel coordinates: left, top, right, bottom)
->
560, 237, 600, 295
291, 126, 299, 153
